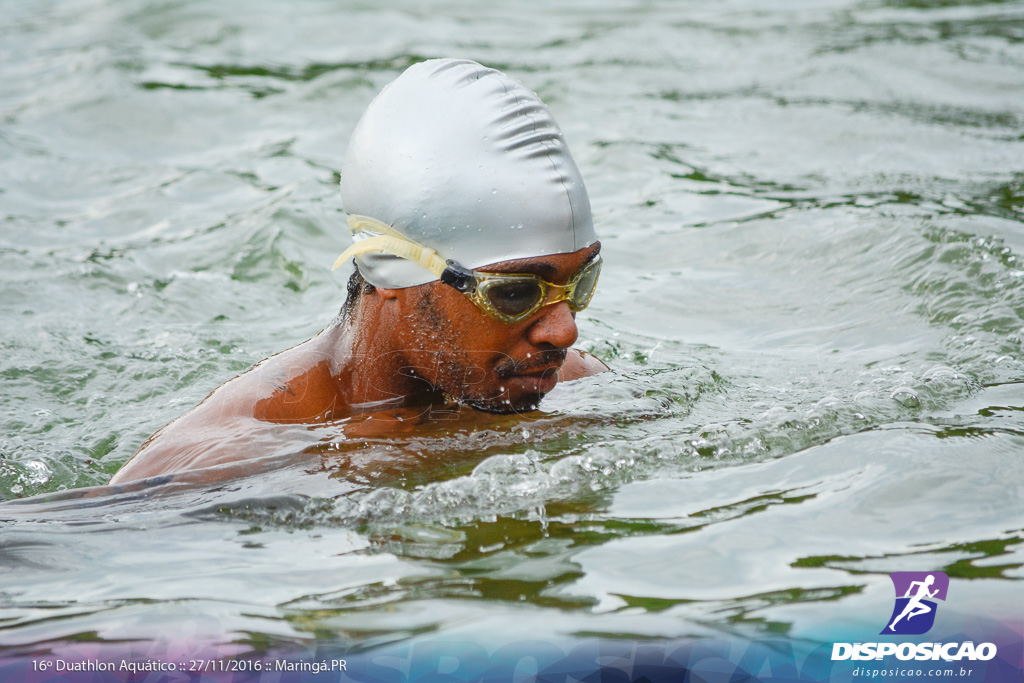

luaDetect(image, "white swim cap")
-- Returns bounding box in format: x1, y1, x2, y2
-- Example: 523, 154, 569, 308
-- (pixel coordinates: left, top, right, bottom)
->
339, 58, 596, 289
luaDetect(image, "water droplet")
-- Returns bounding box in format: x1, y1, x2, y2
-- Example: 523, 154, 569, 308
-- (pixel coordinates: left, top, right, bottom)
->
890, 386, 920, 409
24, 460, 51, 485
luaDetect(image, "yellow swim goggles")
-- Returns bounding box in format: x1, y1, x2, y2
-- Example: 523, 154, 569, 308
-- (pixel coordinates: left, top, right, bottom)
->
333, 215, 602, 324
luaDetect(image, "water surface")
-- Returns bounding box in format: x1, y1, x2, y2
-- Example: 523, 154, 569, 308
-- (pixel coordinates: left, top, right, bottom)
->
1, 0, 1022, 664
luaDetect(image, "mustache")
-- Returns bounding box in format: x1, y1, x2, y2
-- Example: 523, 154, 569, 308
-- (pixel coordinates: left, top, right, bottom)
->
495, 348, 568, 379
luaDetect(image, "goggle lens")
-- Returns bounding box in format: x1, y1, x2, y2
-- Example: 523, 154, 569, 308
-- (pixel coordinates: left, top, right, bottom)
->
474, 256, 601, 323
568, 258, 601, 311
487, 280, 545, 317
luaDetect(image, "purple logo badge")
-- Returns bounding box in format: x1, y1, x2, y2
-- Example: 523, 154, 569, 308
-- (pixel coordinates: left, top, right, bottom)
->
881, 571, 949, 635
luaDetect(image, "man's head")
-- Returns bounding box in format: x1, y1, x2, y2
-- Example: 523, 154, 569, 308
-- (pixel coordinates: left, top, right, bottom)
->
337, 58, 599, 412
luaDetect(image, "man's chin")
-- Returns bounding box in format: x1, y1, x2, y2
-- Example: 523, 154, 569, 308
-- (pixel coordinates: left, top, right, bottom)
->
457, 391, 544, 415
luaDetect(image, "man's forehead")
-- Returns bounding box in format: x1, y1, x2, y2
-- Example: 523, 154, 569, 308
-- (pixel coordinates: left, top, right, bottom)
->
478, 243, 601, 278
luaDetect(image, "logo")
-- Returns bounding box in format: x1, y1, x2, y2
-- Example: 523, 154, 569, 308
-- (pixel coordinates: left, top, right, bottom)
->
831, 570, 997, 663
880, 572, 949, 635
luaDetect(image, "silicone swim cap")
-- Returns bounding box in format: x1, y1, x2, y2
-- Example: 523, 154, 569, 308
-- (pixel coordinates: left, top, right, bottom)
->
339, 58, 596, 289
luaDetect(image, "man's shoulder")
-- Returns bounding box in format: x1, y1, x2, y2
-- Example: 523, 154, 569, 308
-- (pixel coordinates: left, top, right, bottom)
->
558, 348, 609, 382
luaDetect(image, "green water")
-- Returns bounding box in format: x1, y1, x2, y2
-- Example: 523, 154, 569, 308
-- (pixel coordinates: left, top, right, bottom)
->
1, 0, 1022, 654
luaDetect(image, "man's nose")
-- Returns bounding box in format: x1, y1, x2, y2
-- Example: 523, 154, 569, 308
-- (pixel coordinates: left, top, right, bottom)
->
527, 301, 579, 349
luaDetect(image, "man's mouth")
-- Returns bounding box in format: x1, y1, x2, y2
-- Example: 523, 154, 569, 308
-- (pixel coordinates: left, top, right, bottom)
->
507, 371, 558, 397
504, 355, 564, 397
496, 349, 567, 380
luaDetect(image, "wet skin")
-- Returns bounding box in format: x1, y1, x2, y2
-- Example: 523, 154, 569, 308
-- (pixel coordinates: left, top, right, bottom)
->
109, 243, 606, 484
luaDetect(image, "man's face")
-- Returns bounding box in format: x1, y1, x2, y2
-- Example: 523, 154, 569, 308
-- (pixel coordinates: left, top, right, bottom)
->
395, 243, 601, 414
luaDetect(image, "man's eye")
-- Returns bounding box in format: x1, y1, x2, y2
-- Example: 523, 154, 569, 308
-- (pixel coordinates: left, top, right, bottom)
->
487, 281, 543, 315
572, 262, 600, 298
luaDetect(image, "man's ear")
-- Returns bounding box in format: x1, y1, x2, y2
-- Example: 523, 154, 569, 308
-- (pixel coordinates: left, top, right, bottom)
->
375, 287, 400, 301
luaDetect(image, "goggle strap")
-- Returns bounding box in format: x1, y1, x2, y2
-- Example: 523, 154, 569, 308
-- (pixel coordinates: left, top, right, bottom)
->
331, 234, 448, 277
332, 215, 448, 278
347, 214, 410, 242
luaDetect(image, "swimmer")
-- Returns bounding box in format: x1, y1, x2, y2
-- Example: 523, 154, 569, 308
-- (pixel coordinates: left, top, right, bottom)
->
888, 574, 938, 631
110, 58, 606, 484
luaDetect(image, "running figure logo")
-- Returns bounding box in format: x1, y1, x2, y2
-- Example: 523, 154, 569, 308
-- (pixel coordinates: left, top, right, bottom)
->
881, 571, 949, 635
